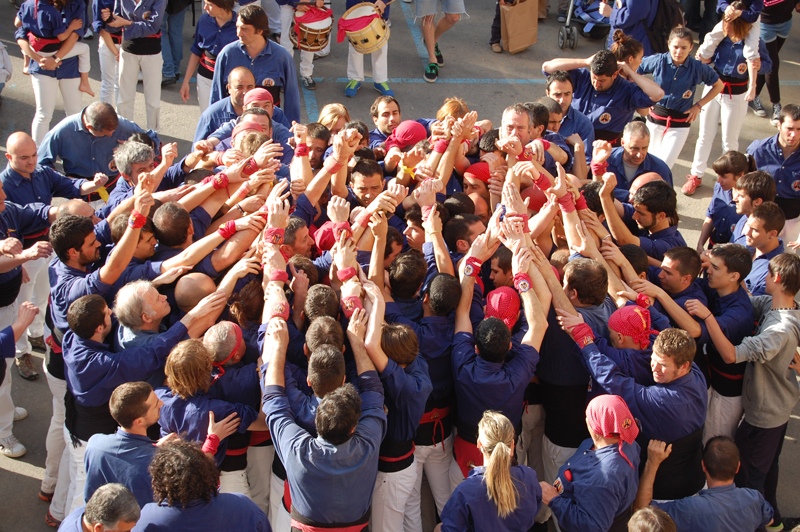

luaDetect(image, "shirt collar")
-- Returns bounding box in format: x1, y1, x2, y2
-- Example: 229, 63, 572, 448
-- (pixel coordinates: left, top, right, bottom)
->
2, 165, 27, 188
757, 241, 785, 260
237, 39, 272, 60
649, 225, 678, 238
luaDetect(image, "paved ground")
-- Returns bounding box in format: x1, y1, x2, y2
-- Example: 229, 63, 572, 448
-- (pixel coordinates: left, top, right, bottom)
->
1, 0, 800, 530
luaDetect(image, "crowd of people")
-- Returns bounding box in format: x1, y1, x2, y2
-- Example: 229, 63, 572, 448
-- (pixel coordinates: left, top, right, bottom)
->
1, 0, 800, 531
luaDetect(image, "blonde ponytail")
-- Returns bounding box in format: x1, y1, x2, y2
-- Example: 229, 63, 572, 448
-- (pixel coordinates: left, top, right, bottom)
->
478, 411, 519, 518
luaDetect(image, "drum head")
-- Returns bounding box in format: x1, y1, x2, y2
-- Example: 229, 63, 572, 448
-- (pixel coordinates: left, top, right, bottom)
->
303, 16, 332, 30
342, 3, 378, 20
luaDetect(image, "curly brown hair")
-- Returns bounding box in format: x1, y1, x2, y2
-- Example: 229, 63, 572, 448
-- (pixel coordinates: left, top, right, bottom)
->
149, 438, 219, 506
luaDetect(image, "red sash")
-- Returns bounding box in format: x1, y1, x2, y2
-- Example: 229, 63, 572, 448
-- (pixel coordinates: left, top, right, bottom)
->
453, 434, 484, 478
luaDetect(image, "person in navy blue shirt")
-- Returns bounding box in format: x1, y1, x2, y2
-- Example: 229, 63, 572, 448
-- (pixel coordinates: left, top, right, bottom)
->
697, 152, 755, 252
438, 411, 542, 532
600, 175, 686, 265
542, 50, 664, 144
742, 202, 786, 295
210, 4, 300, 124
180, 0, 237, 112
545, 70, 596, 156
599, 0, 656, 56
747, 103, 800, 247
635, 436, 774, 532
193, 66, 255, 145
729, 170, 776, 248
61, 483, 141, 532
638, 26, 723, 169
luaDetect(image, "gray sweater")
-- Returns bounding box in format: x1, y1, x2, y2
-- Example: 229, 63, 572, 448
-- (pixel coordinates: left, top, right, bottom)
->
735, 295, 800, 429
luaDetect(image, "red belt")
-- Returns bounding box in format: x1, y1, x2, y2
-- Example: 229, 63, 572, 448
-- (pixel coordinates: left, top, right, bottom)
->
290, 521, 368, 532
249, 430, 271, 445
28, 32, 60, 52
648, 109, 691, 135
23, 228, 49, 240
722, 79, 748, 99
379, 443, 415, 462
709, 365, 744, 380
225, 446, 248, 456
419, 406, 450, 449
453, 434, 483, 478
110, 33, 122, 44
200, 51, 216, 72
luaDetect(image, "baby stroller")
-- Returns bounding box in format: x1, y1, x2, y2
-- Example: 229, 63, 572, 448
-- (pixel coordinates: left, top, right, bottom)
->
558, 0, 611, 49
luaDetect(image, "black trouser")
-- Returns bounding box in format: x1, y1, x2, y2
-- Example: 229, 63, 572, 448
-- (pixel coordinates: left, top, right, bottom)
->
756, 37, 787, 104
734, 419, 787, 527
490, 2, 501, 44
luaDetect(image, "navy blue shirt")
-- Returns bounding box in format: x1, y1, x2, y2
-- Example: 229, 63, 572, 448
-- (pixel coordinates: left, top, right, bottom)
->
638, 54, 719, 113
0, 202, 50, 285
133, 493, 269, 532
745, 242, 785, 296
653, 483, 773, 532
653, 280, 708, 328
706, 183, 742, 244
606, 147, 673, 192
84, 429, 156, 507
380, 357, 432, 442
748, 134, 800, 209
608, 0, 656, 55
193, 97, 239, 145
49, 257, 112, 332
639, 225, 687, 262
1, 164, 85, 206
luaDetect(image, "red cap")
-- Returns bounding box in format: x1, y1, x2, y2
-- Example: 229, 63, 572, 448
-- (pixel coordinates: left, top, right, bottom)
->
243, 88, 274, 107
232, 121, 263, 139
485, 286, 521, 331
521, 185, 548, 212
313, 221, 337, 252
385, 120, 427, 152
608, 305, 657, 349
464, 162, 491, 184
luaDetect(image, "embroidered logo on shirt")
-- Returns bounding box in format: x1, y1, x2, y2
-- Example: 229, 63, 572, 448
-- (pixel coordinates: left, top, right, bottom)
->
143, 11, 151, 20
622, 417, 632, 429
108, 160, 117, 172
599, 113, 612, 125
554, 477, 564, 494
262, 78, 275, 87
682, 90, 692, 99
737, 63, 748, 75
793, 180, 800, 191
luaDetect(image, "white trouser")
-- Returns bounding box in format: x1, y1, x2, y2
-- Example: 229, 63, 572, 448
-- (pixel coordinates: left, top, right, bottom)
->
516, 404, 545, 479
780, 216, 800, 256
704, 387, 743, 444
347, 41, 388, 84
117, 50, 163, 131
247, 445, 274, 513
448, 450, 466, 493
690, 86, 748, 178
372, 460, 418, 532
219, 469, 252, 499
65, 426, 88, 514
39, 41, 91, 73
41, 365, 67, 496
542, 435, 577, 484
48, 440, 72, 520
15, 254, 51, 355
197, 75, 212, 112
280, 6, 315, 78
98, 38, 120, 105
261, 0, 283, 35
269, 471, 292, 532
31, 74, 83, 145
0, 301, 20, 439
403, 435, 454, 532
646, 121, 691, 170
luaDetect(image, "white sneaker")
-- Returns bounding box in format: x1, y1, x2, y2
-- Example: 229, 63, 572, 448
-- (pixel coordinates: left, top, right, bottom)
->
13, 407, 27, 422
0, 435, 26, 458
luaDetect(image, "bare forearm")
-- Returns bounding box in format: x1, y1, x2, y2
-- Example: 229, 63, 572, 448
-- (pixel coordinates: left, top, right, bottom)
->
100, 226, 140, 284
601, 194, 638, 246
633, 463, 659, 511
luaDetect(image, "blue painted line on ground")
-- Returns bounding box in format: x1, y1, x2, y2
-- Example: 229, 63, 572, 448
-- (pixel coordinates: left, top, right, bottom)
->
399, 1, 430, 66
301, 79, 320, 122
332, 76, 546, 84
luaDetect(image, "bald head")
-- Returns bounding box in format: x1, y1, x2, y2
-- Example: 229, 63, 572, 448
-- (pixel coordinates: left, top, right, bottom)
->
228, 68, 256, 108
58, 199, 101, 224
5, 132, 38, 177
175, 273, 216, 313
629, 172, 664, 201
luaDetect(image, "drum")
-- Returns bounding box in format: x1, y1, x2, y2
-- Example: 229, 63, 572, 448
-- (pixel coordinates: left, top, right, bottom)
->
340, 2, 390, 54
290, 10, 334, 52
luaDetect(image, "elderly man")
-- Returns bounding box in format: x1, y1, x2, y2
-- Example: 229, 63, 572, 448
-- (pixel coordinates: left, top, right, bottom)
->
59, 483, 141, 532
38, 102, 159, 201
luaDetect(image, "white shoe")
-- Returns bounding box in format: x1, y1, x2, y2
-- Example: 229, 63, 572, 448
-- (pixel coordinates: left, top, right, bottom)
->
0, 435, 26, 458
13, 407, 27, 422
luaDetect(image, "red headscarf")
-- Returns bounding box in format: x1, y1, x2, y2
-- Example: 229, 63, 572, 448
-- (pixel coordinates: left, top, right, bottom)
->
384, 120, 427, 152
608, 305, 658, 349
243, 88, 274, 107
464, 162, 491, 184
485, 287, 521, 330
586, 394, 639, 467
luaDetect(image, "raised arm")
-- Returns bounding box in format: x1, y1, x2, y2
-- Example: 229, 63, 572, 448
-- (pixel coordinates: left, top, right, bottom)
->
619, 63, 665, 103
542, 56, 590, 74
631, 279, 702, 338
685, 299, 735, 362
599, 172, 639, 246
511, 243, 549, 351
633, 441, 672, 511
362, 280, 389, 373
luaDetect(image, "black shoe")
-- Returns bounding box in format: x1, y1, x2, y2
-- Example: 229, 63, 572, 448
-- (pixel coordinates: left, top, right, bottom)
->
434, 43, 444, 66
424, 63, 438, 83
301, 76, 316, 90
161, 75, 178, 87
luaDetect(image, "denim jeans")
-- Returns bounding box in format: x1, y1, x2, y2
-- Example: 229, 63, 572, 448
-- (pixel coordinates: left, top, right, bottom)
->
161, 6, 188, 77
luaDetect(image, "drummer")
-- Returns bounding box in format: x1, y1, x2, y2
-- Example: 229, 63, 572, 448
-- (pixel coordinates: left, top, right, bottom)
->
278, 0, 329, 91
343, 0, 394, 98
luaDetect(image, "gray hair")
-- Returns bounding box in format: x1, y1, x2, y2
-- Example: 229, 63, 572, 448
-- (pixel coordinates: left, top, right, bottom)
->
203, 321, 238, 364
114, 140, 154, 177
84, 483, 140, 529
502, 103, 533, 130
84, 101, 119, 132
114, 280, 157, 331
623, 120, 650, 141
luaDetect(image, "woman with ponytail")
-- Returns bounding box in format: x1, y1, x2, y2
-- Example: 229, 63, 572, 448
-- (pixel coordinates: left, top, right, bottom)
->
541, 394, 641, 532
609, 30, 644, 73
436, 411, 542, 531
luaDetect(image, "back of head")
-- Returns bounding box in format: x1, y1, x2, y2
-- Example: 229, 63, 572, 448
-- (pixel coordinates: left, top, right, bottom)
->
620, 244, 649, 277
289, 255, 320, 286
478, 411, 519, 518
84, 483, 140, 530
537, 96, 563, 117
628, 507, 677, 532
304, 285, 339, 321
633, 181, 678, 224
308, 344, 346, 397
712, 151, 756, 177
110, 211, 155, 244
735, 171, 776, 203
479, 129, 501, 154
165, 339, 212, 399
114, 280, 157, 331
315, 383, 361, 445
564, 258, 608, 306
703, 436, 740, 481
768, 253, 800, 295
50, 214, 95, 263
153, 202, 192, 247
444, 214, 481, 252
580, 182, 604, 216
751, 201, 786, 235
436, 97, 469, 121
443, 194, 475, 219
306, 122, 331, 145
175, 273, 216, 313
318, 103, 351, 131
380, 322, 419, 366
305, 316, 344, 352
185, 168, 215, 185
203, 321, 240, 364
229, 279, 264, 327
67, 294, 108, 339
110, 381, 152, 429
525, 102, 550, 130
653, 328, 696, 367
590, 49, 618, 77
344, 120, 370, 141
610, 29, 644, 62
389, 251, 426, 299
239, 131, 269, 157
475, 317, 512, 363
663, 246, 702, 281
84, 101, 119, 132
709, 243, 752, 283
150, 438, 220, 506
427, 273, 462, 316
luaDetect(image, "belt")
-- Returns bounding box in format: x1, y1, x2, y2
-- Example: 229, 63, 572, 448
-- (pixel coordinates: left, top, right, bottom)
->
722, 79, 748, 98
27, 32, 61, 52
648, 109, 691, 135
290, 507, 369, 532
709, 365, 744, 380
419, 406, 450, 449
200, 51, 217, 72
379, 442, 415, 462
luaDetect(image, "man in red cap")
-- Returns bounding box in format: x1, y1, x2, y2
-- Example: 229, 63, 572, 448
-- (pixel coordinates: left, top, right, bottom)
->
462, 162, 490, 199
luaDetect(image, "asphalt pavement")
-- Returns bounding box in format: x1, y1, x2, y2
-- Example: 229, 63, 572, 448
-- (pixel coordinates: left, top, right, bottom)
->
1, 0, 800, 530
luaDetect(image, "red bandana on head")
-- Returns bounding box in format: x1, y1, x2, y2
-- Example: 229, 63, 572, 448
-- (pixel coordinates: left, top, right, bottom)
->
608, 305, 658, 349
586, 394, 639, 467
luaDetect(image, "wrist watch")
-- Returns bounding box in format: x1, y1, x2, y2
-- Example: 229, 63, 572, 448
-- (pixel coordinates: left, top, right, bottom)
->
54, 57, 62, 67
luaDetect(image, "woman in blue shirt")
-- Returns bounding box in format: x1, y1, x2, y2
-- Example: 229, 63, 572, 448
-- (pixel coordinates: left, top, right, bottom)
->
180, 0, 238, 112
437, 411, 542, 532
638, 26, 723, 172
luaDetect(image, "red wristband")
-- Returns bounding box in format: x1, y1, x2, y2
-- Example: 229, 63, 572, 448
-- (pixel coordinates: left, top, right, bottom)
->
332, 222, 352, 240
340, 295, 363, 319
507, 213, 531, 233
269, 301, 290, 321
264, 228, 285, 245
539, 139, 551, 151
636, 293, 651, 308
557, 194, 576, 213
516, 146, 533, 161
337, 266, 357, 282
513, 273, 532, 293
575, 191, 588, 211
464, 257, 483, 277
218, 220, 237, 239
323, 156, 344, 174
421, 205, 435, 222
242, 157, 259, 177
571, 323, 595, 349
128, 210, 146, 229
432, 139, 450, 154
295, 143, 309, 157
532, 174, 550, 191
212, 172, 229, 190
202, 433, 220, 454
270, 270, 289, 283
201, 175, 214, 185
591, 161, 608, 177
215, 151, 225, 167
